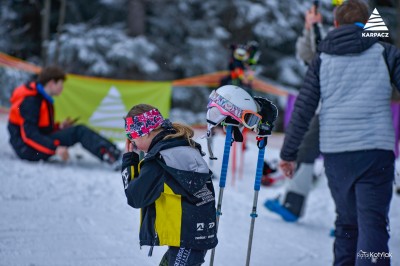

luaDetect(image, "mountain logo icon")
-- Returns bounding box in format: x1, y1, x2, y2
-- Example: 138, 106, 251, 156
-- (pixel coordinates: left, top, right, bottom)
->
363, 8, 388, 31
361, 8, 389, 38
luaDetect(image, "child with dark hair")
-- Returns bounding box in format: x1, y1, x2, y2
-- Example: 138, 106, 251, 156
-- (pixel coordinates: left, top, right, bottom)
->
8, 66, 121, 168
121, 104, 217, 266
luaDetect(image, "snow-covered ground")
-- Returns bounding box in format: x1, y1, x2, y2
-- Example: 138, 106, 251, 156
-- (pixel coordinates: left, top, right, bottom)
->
0, 114, 399, 266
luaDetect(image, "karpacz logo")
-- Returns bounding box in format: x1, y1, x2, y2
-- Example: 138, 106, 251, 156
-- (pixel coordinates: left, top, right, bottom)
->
362, 8, 389, 38
362, 32, 389, 38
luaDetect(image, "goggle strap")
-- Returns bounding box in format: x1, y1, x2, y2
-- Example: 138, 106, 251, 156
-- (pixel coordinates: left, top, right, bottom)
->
209, 91, 243, 119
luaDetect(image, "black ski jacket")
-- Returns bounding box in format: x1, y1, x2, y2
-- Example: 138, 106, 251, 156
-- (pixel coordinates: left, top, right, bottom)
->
8, 82, 60, 157
122, 134, 218, 250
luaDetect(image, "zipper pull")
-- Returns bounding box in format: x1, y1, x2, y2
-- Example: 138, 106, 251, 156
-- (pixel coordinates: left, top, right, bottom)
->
148, 232, 158, 257
148, 246, 154, 257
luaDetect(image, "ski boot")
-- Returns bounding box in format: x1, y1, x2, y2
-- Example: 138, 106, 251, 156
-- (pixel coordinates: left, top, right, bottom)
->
264, 191, 305, 222
101, 146, 123, 171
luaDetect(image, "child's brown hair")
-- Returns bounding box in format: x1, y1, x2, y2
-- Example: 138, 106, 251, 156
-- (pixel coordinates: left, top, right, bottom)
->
38, 66, 66, 85
126, 104, 195, 147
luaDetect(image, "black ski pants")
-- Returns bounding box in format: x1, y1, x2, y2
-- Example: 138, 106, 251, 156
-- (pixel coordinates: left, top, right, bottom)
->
159, 247, 207, 266
17, 125, 117, 162
324, 149, 394, 266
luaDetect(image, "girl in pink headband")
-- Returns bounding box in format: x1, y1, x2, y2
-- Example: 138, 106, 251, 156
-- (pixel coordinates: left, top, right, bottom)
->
120, 104, 217, 266
124, 107, 172, 151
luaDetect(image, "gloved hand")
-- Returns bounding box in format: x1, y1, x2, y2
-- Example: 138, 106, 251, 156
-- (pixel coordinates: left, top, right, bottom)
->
253, 96, 278, 137
121, 151, 141, 189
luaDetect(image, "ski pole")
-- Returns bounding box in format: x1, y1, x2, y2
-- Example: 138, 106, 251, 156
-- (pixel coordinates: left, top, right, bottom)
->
210, 125, 233, 266
246, 137, 266, 266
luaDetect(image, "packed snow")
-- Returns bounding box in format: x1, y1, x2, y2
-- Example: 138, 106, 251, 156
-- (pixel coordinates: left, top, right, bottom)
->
0, 114, 399, 266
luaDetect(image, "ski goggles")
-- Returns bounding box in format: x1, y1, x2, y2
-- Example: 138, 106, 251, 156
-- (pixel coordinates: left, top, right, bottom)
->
125, 109, 164, 140
207, 90, 262, 129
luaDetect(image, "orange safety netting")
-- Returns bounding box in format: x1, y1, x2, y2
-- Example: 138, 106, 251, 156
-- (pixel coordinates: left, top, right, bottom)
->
172, 71, 288, 96
0, 53, 41, 74
0, 52, 287, 96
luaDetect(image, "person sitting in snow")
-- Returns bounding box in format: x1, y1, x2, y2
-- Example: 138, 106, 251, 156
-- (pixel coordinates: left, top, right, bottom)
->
7, 66, 121, 168
121, 104, 217, 266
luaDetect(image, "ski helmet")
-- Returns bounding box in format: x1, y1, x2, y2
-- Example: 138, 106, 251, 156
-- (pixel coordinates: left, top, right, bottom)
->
206, 85, 259, 133
233, 47, 249, 62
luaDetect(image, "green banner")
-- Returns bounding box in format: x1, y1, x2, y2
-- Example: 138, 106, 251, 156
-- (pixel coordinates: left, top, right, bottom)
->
55, 74, 172, 140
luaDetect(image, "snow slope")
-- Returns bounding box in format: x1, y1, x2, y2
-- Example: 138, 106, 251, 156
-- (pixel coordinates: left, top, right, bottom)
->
0, 114, 399, 266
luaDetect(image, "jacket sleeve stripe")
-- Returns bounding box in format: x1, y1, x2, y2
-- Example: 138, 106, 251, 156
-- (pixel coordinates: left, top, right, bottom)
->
20, 120, 56, 155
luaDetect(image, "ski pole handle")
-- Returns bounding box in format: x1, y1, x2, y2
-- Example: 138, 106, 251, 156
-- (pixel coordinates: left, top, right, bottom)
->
254, 139, 266, 191
219, 125, 233, 188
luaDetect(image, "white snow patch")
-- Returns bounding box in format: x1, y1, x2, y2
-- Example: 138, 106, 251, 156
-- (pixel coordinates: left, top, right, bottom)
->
0, 115, 399, 265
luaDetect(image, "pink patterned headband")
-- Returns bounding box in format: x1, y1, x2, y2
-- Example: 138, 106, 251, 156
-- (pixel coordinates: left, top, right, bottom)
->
125, 109, 164, 140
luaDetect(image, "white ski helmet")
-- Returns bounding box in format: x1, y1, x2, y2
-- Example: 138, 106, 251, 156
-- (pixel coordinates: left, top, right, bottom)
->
233, 47, 249, 62
206, 85, 259, 134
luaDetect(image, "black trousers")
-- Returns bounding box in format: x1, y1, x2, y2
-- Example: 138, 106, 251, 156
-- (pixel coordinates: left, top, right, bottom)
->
17, 125, 118, 162
159, 247, 207, 266
324, 149, 394, 266
296, 114, 320, 164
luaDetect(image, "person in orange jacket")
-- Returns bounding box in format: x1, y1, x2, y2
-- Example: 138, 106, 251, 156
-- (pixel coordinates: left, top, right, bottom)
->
8, 66, 121, 168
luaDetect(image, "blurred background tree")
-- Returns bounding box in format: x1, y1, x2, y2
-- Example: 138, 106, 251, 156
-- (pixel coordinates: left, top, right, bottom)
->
0, 0, 398, 124
0, 0, 337, 81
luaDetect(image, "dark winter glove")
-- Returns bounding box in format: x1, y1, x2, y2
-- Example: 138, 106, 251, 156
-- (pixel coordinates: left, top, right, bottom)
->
121, 151, 141, 189
224, 116, 244, 142
253, 96, 278, 137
